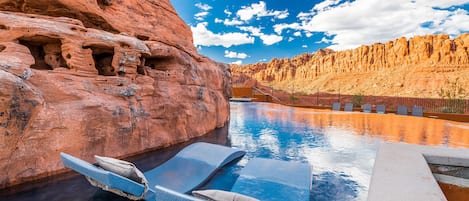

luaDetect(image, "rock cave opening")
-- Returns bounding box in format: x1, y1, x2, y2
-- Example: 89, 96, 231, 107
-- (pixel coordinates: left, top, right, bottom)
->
87, 46, 115, 76
18, 36, 67, 70
0, 45, 5, 52
97, 0, 112, 9
144, 56, 174, 71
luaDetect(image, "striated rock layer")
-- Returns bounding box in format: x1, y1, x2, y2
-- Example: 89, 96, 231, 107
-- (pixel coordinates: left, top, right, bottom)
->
231, 34, 469, 98
0, 1, 231, 188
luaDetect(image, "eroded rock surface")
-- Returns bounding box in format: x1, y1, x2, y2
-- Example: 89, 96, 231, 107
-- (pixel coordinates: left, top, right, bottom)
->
0, 1, 230, 188
231, 34, 469, 98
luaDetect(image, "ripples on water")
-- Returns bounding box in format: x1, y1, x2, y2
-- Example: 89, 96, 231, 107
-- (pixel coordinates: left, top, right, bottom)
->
224, 102, 469, 201
2, 102, 468, 201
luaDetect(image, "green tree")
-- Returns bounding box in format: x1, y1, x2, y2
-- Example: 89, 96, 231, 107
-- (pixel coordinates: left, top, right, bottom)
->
352, 92, 364, 107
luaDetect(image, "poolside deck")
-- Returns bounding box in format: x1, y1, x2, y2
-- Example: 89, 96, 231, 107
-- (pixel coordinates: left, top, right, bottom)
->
368, 143, 469, 201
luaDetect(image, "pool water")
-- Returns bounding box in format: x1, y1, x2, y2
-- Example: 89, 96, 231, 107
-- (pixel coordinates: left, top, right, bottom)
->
208, 102, 469, 201
1, 102, 468, 201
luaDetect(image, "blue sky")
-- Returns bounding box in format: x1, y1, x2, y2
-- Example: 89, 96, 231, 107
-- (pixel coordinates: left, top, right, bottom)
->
170, 0, 469, 64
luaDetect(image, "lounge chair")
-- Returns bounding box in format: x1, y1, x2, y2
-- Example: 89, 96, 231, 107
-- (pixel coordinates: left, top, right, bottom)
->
362, 104, 372, 113
396, 105, 408, 115
376, 104, 386, 114
332, 102, 341, 111
344, 103, 354, 112
155, 158, 312, 201
60, 142, 246, 200
411, 106, 423, 116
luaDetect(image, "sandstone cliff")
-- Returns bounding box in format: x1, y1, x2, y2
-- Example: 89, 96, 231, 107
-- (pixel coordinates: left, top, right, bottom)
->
231, 34, 469, 98
0, 0, 231, 188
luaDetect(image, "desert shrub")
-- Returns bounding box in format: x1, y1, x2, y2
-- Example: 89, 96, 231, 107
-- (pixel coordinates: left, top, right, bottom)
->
352, 92, 364, 107
437, 78, 467, 114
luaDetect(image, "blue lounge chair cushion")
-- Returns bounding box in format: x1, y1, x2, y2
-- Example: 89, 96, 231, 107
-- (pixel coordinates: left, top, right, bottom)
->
376, 104, 386, 114
231, 158, 312, 201
344, 103, 354, 112
192, 189, 259, 201
397, 105, 408, 115
332, 102, 341, 111
362, 104, 372, 113
411, 106, 423, 116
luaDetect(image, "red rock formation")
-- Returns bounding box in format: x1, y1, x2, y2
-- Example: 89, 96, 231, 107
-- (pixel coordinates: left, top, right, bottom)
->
0, 1, 231, 188
232, 34, 469, 98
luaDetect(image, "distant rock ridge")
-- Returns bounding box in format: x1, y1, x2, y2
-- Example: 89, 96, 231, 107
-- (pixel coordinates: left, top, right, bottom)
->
0, 0, 231, 188
231, 34, 469, 98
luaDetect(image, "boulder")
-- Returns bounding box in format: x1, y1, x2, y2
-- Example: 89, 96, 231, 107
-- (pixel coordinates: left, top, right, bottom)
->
0, 0, 230, 189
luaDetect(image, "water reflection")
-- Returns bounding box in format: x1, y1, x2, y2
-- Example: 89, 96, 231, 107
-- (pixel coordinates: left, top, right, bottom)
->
2, 102, 468, 201
228, 102, 469, 201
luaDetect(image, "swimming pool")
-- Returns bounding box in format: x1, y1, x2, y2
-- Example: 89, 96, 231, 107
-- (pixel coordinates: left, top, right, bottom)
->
215, 102, 469, 201
1, 102, 468, 201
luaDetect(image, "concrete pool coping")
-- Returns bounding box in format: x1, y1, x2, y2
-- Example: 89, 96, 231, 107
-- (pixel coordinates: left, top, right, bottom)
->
368, 142, 469, 201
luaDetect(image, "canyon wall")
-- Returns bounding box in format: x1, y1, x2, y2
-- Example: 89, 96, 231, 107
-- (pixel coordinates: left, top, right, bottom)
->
0, 0, 231, 188
231, 34, 469, 98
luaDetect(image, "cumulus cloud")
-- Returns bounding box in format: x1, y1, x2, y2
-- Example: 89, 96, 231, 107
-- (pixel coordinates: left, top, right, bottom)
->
224, 50, 248, 59
293, 31, 302, 37
230, 60, 243, 65
194, 3, 212, 21
293, 0, 469, 50
259, 34, 283, 45
195, 3, 212, 11
236, 1, 289, 21
224, 9, 233, 16
194, 11, 209, 21
191, 23, 255, 48
302, 45, 308, 48
273, 23, 300, 34
214, 18, 223, 23
313, 0, 342, 11
223, 18, 244, 26
237, 26, 264, 36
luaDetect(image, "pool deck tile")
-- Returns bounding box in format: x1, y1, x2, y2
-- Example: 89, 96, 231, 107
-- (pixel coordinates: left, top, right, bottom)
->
368, 143, 469, 201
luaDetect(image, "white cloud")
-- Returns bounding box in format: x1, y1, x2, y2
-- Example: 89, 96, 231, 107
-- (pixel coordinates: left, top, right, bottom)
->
224, 50, 248, 59
224, 9, 233, 16
194, 11, 209, 21
290, 0, 469, 50
236, 1, 289, 21
191, 23, 255, 48
195, 3, 212, 11
305, 32, 313, 37
273, 23, 300, 34
260, 34, 283, 45
288, 37, 294, 42
230, 60, 243, 65
317, 37, 333, 44
302, 45, 308, 48
214, 18, 223, 23
293, 31, 302, 37
313, 0, 342, 11
237, 26, 263, 36
223, 18, 244, 26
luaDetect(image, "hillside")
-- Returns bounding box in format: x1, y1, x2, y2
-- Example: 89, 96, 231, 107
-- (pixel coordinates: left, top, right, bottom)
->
231, 34, 469, 98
